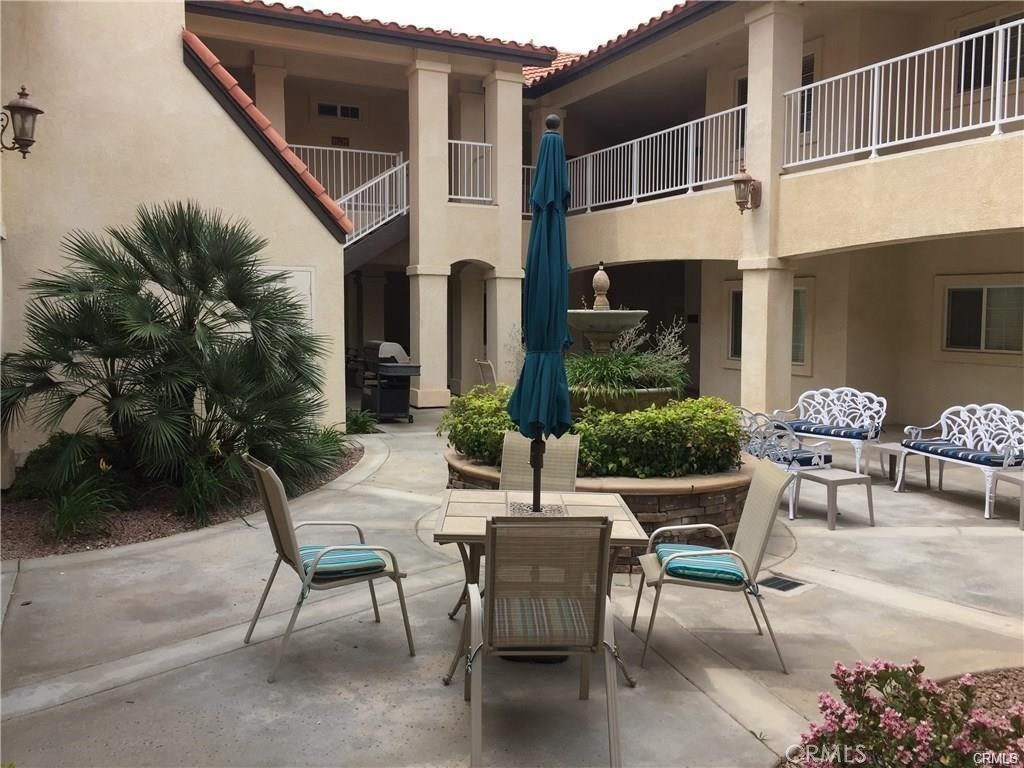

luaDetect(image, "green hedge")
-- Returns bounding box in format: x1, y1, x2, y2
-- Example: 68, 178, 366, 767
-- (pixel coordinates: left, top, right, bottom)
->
438, 386, 741, 478
574, 397, 741, 477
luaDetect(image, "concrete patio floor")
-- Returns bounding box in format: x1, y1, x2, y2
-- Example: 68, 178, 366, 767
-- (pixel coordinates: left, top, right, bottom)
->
2, 411, 1022, 767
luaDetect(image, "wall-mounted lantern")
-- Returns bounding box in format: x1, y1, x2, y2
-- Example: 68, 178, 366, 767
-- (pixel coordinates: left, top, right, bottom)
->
1, 86, 44, 158
732, 167, 761, 214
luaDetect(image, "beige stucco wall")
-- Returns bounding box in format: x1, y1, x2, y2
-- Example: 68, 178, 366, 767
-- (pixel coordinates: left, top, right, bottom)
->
700, 234, 1024, 425
777, 135, 1024, 257
1, 1, 347, 457
284, 76, 408, 153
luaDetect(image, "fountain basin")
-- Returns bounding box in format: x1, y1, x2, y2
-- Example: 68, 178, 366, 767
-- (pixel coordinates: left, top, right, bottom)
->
567, 309, 648, 353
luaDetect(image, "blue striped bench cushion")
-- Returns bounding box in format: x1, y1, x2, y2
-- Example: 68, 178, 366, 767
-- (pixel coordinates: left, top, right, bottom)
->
787, 420, 880, 441
655, 544, 746, 585
299, 545, 387, 579
492, 596, 591, 647
901, 440, 1024, 469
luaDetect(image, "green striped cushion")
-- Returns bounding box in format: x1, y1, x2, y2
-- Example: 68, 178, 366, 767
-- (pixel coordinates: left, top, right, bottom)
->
655, 544, 746, 585
299, 545, 386, 578
492, 596, 592, 647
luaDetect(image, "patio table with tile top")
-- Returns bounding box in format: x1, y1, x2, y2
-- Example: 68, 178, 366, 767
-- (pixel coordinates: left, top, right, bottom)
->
435, 489, 649, 687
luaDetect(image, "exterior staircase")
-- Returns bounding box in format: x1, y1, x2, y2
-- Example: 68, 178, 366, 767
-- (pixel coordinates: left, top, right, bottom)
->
289, 145, 410, 273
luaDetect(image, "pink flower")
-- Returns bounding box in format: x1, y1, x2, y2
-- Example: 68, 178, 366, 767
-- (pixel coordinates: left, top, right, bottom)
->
959, 673, 976, 686
880, 707, 912, 739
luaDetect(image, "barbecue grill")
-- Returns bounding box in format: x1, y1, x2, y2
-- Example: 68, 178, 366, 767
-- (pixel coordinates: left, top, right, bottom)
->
361, 340, 420, 423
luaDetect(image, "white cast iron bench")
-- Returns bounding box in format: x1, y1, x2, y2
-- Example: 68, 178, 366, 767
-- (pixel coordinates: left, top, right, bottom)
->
895, 403, 1024, 520
773, 387, 887, 474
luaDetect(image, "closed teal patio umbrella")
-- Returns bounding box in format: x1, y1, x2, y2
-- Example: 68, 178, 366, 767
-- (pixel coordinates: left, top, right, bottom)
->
507, 114, 573, 513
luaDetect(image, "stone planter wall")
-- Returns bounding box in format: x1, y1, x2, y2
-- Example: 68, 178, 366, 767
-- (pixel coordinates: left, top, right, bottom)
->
445, 450, 754, 571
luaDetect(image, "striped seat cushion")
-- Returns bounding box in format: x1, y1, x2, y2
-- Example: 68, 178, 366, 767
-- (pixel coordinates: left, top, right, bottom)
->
901, 439, 1024, 469
298, 545, 387, 579
786, 448, 832, 468
655, 544, 746, 585
492, 596, 592, 647
788, 420, 880, 441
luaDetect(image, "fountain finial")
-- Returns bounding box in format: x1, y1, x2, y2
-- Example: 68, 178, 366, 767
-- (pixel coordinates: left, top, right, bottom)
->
592, 262, 610, 311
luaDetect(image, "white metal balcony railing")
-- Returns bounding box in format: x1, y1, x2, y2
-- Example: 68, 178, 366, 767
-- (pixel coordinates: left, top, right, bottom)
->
289, 145, 404, 200
522, 106, 746, 215
784, 18, 1024, 167
337, 161, 409, 243
448, 140, 493, 203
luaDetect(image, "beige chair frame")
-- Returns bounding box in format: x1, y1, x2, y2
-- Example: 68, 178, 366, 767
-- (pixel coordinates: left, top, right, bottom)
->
498, 431, 580, 492
461, 517, 622, 768
241, 454, 415, 682
630, 460, 794, 673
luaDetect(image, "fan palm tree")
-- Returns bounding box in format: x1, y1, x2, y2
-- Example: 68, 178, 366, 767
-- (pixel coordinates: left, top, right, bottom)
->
2, 201, 341, 518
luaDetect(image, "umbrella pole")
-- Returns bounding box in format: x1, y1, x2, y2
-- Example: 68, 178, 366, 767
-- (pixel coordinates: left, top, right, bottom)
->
530, 437, 546, 514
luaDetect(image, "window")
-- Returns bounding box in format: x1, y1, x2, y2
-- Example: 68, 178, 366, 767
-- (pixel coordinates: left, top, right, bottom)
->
958, 13, 1023, 92
945, 284, 1024, 352
727, 284, 812, 365
799, 53, 815, 132
316, 102, 361, 120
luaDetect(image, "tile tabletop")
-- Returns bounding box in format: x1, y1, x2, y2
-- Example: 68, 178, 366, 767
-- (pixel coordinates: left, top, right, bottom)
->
433, 489, 649, 548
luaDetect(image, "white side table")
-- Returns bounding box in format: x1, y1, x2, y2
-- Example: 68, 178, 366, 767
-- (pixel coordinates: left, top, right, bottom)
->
874, 441, 935, 487
791, 468, 875, 530
993, 470, 1024, 530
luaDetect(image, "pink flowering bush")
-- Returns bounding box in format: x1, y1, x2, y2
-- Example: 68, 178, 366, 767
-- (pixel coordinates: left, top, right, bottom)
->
790, 658, 1024, 766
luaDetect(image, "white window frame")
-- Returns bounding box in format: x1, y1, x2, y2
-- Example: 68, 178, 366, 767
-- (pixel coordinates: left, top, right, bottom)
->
933, 273, 1024, 366
314, 100, 363, 121
723, 277, 815, 376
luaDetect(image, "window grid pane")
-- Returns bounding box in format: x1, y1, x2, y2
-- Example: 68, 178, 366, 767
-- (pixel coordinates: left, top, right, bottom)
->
946, 287, 984, 349
729, 290, 743, 359
984, 286, 1024, 352
792, 288, 807, 364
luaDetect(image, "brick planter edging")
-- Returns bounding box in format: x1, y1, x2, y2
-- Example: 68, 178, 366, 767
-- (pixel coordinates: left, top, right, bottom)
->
445, 450, 755, 570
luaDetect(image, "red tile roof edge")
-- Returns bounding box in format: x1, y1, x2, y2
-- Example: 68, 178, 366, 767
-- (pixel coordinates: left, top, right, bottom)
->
181, 29, 354, 237
526, 1, 720, 93
188, 0, 557, 63
523, 51, 584, 86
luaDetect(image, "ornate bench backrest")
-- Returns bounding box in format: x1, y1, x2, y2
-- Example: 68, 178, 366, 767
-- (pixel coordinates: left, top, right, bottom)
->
795, 387, 887, 429
738, 408, 803, 464
938, 404, 1024, 453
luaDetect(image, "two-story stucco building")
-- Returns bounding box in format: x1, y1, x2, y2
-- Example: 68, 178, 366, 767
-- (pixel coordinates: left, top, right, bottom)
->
2, 0, 1022, 470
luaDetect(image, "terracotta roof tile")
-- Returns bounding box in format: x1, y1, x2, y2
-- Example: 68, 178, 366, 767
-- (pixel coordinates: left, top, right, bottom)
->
188, 0, 557, 63
523, 51, 584, 86
526, 1, 716, 92
182, 29, 353, 237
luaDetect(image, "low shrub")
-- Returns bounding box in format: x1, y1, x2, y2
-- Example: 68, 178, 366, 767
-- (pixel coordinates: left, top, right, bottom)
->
790, 658, 1024, 767
46, 475, 126, 539
574, 397, 741, 477
7, 431, 134, 502
345, 409, 378, 435
437, 385, 516, 466
438, 386, 740, 478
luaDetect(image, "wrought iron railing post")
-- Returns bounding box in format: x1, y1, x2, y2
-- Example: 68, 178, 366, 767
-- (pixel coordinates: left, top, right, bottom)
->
992, 26, 1006, 135
631, 140, 639, 204
685, 122, 696, 192
585, 154, 593, 212
868, 65, 882, 158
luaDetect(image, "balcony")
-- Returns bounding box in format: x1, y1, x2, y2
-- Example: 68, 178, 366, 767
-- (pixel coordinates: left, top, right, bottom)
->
448, 139, 494, 204
522, 106, 746, 216
783, 17, 1024, 169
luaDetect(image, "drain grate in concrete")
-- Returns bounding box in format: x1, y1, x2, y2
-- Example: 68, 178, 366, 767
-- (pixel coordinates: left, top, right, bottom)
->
758, 575, 805, 592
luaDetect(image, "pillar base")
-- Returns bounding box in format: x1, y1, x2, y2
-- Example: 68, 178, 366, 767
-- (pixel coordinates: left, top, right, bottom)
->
410, 387, 452, 408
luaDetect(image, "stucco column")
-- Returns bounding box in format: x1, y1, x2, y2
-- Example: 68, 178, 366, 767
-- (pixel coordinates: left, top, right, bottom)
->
486, 66, 525, 276
485, 269, 524, 385
740, 260, 794, 412
408, 56, 451, 268
738, 3, 803, 412
408, 264, 451, 407
529, 106, 565, 164
253, 64, 287, 138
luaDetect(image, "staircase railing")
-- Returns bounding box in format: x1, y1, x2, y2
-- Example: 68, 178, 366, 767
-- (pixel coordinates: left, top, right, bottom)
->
289, 145, 403, 200
337, 161, 409, 243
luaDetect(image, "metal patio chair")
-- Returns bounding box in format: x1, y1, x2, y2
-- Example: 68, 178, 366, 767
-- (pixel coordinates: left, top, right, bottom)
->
447, 431, 582, 622
461, 516, 622, 767
630, 459, 794, 673
241, 454, 415, 682
499, 431, 580, 492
